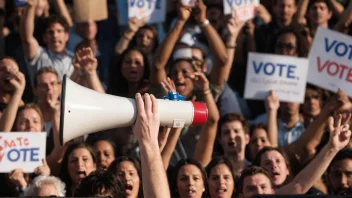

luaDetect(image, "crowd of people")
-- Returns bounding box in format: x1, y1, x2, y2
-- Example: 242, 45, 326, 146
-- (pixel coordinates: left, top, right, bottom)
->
0, 0, 351, 197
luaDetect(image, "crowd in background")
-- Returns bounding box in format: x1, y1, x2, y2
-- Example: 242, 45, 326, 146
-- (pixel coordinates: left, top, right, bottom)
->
0, 0, 351, 197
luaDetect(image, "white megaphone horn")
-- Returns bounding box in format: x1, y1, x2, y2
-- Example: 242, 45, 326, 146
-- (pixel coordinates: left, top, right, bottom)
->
60, 75, 208, 145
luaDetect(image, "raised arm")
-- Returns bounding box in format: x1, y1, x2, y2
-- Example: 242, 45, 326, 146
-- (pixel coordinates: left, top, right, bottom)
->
45, 100, 65, 176
0, 71, 25, 132
53, 0, 73, 27
193, 72, 220, 167
115, 17, 147, 55
210, 16, 244, 87
330, 0, 345, 18
133, 93, 170, 198
20, 0, 40, 60
150, 5, 191, 85
333, 0, 352, 32
159, 78, 184, 169
277, 114, 351, 194
285, 89, 352, 159
255, 4, 272, 24
193, 0, 228, 86
265, 90, 279, 147
74, 47, 105, 93
292, 0, 309, 26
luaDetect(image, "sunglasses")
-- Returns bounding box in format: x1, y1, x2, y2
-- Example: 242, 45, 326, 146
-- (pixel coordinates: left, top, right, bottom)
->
275, 42, 296, 52
305, 94, 320, 100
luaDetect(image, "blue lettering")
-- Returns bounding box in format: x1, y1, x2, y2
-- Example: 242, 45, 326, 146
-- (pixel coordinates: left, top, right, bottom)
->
30, 148, 39, 162
253, 61, 263, 74
155, 0, 161, 9
226, 0, 233, 6
335, 42, 348, 57
146, 0, 153, 9
8, 149, 20, 162
324, 37, 337, 53
129, 0, 136, 6
276, 63, 286, 77
263, 63, 275, 75
287, 65, 296, 79
137, 0, 144, 8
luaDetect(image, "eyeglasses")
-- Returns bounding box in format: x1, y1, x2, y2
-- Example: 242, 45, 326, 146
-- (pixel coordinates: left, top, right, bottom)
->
275, 42, 297, 52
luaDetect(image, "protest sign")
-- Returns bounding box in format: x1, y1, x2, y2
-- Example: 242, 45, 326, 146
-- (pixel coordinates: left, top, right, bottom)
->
118, 0, 166, 25
308, 27, 352, 97
224, 0, 259, 21
244, 53, 309, 103
73, 0, 108, 23
0, 132, 46, 173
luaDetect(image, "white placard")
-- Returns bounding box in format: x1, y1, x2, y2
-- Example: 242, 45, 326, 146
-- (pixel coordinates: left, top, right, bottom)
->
224, 0, 259, 21
244, 53, 309, 103
308, 27, 352, 97
127, 0, 166, 24
181, 0, 196, 7
0, 132, 46, 173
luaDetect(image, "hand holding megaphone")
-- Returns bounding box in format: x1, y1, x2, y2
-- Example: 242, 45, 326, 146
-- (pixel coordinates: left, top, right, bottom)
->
60, 76, 208, 145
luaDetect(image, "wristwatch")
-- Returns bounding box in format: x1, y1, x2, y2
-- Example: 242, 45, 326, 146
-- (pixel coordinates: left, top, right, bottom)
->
200, 19, 210, 28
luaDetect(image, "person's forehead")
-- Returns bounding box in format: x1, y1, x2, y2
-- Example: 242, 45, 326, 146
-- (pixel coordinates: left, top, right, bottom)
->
38, 72, 58, 81
244, 173, 271, 185
0, 58, 18, 67
331, 159, 352, 171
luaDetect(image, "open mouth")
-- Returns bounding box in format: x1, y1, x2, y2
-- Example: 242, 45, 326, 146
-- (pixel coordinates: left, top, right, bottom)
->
125, 184, 134, 194
216, 188, 227, 193
187, 189, 196, 196
228, 142, 236, 147
77, 171, 86, 177
271, 171, 280, 179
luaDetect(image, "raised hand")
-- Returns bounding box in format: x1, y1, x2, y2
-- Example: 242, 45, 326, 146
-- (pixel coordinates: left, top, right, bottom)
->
133, 93, 160, 146
128, 17, 148, 33
328, 113, 352, 152
193, 0, 207, 24
75, 47, 98, 76
8, 169, 27, 188
8, 70, 26, 95
26, 0, 38, 7
178, 3, 192, 21
34, 159, 51, 176
190, 72, 209, 93
265, 90, 280, 112
327, 89, 352, 114
226, 15, 245, 39
48, 98, 60, 114
161, 77, 176, 93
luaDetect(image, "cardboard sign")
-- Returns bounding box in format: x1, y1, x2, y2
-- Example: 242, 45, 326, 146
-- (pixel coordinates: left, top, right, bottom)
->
73, 0, 108, 23
118, 0, 166, 25
308, 27, 352, 97
244, 53, 309, 103
0, 132, 46, 173
224, 0, 259, 21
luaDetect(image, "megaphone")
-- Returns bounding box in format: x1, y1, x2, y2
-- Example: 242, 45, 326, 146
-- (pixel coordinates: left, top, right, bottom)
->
60, 75, 208, 145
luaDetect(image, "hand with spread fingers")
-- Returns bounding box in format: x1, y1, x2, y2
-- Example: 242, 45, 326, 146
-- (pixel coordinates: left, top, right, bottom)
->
34, 159, 51, 176
190, 72, 210, 93
8, 169, 27, 188
328, 113, 352, 152
226, 15, 245, 39
161, 77, 177, 93
74, 47, 98, 76
133, 93, 160, 146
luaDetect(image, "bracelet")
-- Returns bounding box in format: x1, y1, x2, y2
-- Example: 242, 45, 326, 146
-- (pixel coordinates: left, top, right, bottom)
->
200, 19, 210, 28
226, 44, 237, 49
